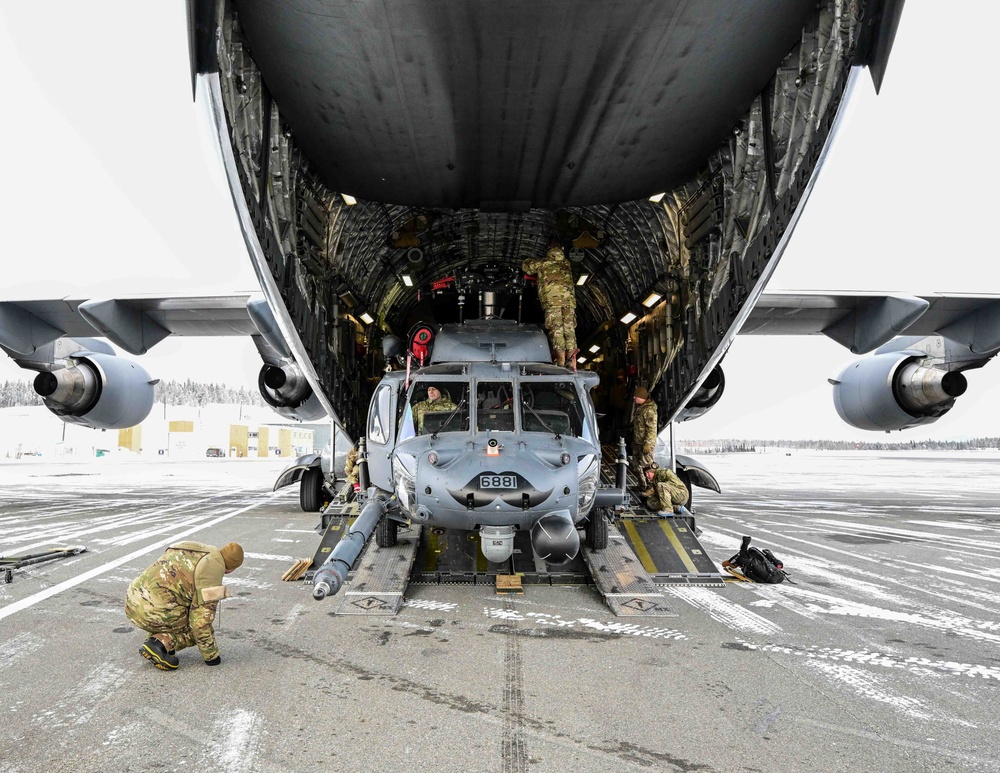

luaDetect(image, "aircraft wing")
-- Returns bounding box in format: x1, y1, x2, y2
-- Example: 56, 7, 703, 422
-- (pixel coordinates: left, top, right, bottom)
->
7, 289, 1000, 358
742, 291, 1000, 354
0, 294, 258, 356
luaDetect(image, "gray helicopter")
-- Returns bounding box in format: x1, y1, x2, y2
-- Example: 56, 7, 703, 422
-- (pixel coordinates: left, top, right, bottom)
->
311, 317, 627, 601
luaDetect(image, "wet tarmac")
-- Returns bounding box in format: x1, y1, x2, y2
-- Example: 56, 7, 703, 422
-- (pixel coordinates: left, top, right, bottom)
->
1, 450, 999, 772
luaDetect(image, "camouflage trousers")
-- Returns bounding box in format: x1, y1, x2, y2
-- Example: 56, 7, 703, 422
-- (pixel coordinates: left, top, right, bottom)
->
345, 464, 359, 485
631, 441, 655, 471
125, 595, 213, 658
543, 302, 577, 352
646, 479, 689, 513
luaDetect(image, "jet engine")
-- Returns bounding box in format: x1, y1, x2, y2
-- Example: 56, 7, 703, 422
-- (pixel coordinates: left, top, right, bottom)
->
676, 365, 725, 422
258, 360, 327, 421
830, 352, 967, 431
33, 351, 155, 430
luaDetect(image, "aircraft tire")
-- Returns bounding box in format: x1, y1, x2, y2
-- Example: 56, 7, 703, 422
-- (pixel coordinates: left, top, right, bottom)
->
300, 467, 324, 512
586, 508, 609, 550
376, 515, 398, 547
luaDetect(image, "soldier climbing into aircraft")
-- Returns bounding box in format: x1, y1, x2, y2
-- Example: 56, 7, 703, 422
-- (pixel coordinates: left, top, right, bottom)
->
522, 239, 578, 369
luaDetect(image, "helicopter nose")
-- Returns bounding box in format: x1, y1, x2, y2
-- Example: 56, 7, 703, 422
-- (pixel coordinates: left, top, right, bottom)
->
530, 510, 580, 565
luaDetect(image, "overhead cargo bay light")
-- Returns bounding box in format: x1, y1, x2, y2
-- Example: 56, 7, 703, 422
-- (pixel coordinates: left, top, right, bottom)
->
588, 345, 600, 354
642, 291, 663, 308
577, 356, 588, 364
402, 274, 413, 287
648, 192, 666, 203
341, 193, 357, 206
620, 311, 638, 325
359, 311, 374, 325
576, 274, 590, 286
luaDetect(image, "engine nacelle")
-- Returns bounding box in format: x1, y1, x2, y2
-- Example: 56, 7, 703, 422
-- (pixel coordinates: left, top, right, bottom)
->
831, 352, 968, 431
676, 365, 725, 422
258, 361, 327, 421
33, 351, 155, 429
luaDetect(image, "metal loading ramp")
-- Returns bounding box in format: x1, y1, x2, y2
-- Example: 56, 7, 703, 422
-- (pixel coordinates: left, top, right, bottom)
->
334, 524, 422, 616
615, 514, 726, 586
581, 522, 675, 616
304, 487, 724, 617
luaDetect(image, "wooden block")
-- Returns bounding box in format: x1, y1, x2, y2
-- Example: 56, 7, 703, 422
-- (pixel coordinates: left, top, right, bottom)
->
495, 574, 523, 594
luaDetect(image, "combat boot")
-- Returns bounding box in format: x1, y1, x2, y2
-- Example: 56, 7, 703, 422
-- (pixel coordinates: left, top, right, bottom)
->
141, 637, 179, 670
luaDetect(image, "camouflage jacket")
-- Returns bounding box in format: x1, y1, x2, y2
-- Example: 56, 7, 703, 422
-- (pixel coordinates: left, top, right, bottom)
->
125, 541, 230, 661
522, 247, 576, 308
651, 467, 685, 490
412, 397, 457, 432
345, 447, 359, 479
648, 467, 689, 511
633, 400, 658, 448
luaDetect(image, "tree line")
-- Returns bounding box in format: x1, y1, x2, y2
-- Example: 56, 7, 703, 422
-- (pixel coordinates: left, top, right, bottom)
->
681, 438, 1000, 451
0, 379, 265, 409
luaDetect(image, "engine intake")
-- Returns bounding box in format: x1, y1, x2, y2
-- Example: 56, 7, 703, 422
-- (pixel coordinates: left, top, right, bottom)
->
831, 352, 967, 431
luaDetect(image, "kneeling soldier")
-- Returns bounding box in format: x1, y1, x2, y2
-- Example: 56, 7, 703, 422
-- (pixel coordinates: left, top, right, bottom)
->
125, 541, 244, 670
642, 465, 689, 516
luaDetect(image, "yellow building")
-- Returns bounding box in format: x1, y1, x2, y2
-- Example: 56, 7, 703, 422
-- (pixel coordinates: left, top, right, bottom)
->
117, 425, 142, 453
225, 423, 314, 458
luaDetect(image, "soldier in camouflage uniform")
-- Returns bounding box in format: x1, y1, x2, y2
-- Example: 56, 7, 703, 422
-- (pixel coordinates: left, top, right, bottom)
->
631, 385, 658, 471
125, 540, 244, 670
345, 445, 360, 489
522, 241, 577, 368
643, 464, 690, 515
412, 385, 457, 433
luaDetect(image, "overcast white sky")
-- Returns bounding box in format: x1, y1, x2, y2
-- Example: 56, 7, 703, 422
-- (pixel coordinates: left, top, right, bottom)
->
1, 3, 998, 442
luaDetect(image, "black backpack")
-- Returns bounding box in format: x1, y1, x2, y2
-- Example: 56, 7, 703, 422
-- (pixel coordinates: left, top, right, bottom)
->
724, 536, 787, 583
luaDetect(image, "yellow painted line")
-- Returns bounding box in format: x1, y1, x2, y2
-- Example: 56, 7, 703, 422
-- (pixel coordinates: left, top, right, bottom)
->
659, 520, 699, 573
424, 529, 440, 572
474, 532, 489, 573
621, 520, 658, 573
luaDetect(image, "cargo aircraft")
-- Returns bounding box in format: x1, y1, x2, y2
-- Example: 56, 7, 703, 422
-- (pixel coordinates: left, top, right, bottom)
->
3, 1, 1000, 578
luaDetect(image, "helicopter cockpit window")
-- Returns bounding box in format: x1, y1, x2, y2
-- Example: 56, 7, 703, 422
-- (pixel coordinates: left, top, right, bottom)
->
476, 381, 514, 432
404, 381, 470, 436
368, 384, 392, 445
519, 381, 586, 437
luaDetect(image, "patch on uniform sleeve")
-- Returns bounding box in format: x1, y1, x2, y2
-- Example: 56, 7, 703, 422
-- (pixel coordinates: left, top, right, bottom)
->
200, 585, 229, 603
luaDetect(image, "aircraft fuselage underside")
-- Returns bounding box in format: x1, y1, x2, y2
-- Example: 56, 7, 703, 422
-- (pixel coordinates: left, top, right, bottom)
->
194, 0, 899, 437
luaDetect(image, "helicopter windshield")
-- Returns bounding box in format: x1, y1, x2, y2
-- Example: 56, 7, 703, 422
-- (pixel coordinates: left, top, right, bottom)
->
519, 381, 587, 438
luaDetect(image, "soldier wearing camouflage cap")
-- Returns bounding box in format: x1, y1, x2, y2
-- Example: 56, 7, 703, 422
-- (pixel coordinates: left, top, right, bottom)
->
125, 540, 244, 670
631, 385, 658, 471
522, 240, 578, 368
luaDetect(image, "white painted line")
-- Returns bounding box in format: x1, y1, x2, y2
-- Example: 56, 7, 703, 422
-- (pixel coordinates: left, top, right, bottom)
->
201, 709, 262, 773
246, 551, 296, 562
0, 500, 265, 622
